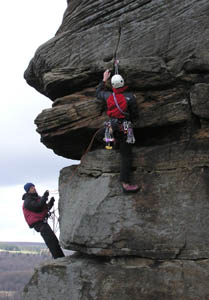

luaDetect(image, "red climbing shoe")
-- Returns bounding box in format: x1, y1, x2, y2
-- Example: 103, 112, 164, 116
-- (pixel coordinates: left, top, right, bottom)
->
122, 183, 140, 194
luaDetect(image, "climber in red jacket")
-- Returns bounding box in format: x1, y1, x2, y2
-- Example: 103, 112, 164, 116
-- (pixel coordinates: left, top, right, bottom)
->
96, 69, 139, 193
22, 182, 65, 259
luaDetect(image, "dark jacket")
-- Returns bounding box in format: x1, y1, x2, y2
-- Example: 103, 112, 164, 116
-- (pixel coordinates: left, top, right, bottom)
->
96, 81, 139, 122
22, 192, 51, 228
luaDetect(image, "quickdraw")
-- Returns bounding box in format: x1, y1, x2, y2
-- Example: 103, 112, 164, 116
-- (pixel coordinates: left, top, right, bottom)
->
104, 121, 115, 149
124, 121, 136, 144
114, 58, 119, 75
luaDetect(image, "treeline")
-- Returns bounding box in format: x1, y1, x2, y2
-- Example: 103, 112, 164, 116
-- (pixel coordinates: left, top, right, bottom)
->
0, 242, 46, 253
0, 248, 50, 300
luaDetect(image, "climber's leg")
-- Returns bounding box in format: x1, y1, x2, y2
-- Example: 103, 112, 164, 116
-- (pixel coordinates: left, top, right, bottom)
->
34, 222, 65, 259
119, 135, 139, 193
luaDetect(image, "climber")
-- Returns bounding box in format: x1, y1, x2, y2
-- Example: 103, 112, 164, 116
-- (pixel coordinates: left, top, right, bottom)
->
22, 183, 65, 259
96, 69, 139, 193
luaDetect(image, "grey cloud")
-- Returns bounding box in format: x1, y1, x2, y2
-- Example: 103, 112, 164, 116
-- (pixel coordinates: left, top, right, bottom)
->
0, 137, 77, 187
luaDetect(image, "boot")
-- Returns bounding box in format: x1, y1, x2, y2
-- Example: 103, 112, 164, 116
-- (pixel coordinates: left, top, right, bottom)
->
122, 183, 140, 194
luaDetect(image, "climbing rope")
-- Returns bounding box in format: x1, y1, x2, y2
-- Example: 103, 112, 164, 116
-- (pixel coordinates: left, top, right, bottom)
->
46, 127, 104, 233
48, 208, 59, 233
48, 127, 103, 194
62, 127, 103, 184
49, 190, 59, 195
114, 58, 119, 75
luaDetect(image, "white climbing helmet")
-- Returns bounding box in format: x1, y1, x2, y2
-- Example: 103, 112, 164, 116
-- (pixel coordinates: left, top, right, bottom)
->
111, 74, 124, 89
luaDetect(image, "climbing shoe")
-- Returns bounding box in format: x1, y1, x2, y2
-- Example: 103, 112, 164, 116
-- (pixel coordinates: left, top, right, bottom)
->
122, 183, 140, 194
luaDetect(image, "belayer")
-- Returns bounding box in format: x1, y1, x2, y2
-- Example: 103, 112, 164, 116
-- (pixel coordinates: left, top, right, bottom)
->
96, 69, 139, 193
22, 183, 65, 259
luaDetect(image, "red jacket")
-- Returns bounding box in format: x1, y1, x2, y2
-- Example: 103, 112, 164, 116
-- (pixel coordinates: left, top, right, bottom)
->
22, 192, 49, 228
22, 204, 48, 227
96, 81, 139, 122
107, 87, 128, 119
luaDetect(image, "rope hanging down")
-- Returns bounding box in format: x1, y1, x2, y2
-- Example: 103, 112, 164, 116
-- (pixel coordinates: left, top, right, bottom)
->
48, 127, 103, 196
114, 58, 119, 75
48, 208, 59, 233
113, 21, 121, 75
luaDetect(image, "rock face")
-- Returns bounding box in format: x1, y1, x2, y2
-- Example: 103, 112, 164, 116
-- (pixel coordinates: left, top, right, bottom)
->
23, 0, 209, 299
59, 145, 209, 259
23, 255, 209, 300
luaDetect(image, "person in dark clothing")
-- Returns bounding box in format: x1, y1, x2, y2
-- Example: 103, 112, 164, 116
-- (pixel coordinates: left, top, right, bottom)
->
96, 69, 139, 193
22, 182, 65, 259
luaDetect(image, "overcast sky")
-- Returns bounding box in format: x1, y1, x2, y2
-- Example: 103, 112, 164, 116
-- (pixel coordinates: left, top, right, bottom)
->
0, 1, 75, 242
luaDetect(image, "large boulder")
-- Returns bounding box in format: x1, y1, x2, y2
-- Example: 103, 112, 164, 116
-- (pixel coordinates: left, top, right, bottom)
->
59, 141, 209, 259
23, 254, 209, 300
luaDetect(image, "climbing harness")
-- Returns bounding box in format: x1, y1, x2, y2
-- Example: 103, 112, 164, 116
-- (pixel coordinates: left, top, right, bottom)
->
103, 119, 135, 149
104, 92, 135, 146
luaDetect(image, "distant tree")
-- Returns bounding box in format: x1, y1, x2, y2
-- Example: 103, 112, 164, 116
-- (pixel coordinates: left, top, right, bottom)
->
0, 251, 50, 295
0, 243, 20, 251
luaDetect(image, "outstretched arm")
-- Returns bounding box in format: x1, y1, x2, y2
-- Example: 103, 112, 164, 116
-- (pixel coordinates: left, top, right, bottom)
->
95, 69, 112, 102
103, 69, 111, 82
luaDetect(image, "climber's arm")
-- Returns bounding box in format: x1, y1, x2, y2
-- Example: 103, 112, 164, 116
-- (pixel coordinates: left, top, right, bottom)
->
95, 70, 111, 111
96, 81, 107, 100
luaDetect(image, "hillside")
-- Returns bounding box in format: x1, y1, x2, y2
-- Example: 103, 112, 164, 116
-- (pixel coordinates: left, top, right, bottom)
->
0, 241, 46, 252
0, 242, 50, 300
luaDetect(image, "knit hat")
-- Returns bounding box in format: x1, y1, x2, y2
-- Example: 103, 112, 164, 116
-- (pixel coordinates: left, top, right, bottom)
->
24, 182, 35, 193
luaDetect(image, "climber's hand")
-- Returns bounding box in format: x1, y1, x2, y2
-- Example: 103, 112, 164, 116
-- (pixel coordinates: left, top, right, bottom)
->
103, 69, 111, 82
43, 190, 49, 198
49, 197, 55, 207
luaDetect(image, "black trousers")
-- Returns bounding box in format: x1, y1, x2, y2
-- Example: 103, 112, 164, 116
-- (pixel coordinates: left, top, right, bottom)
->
97, 124, 133, 183
117, 133, 133, 183
33, 222, 65, 259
